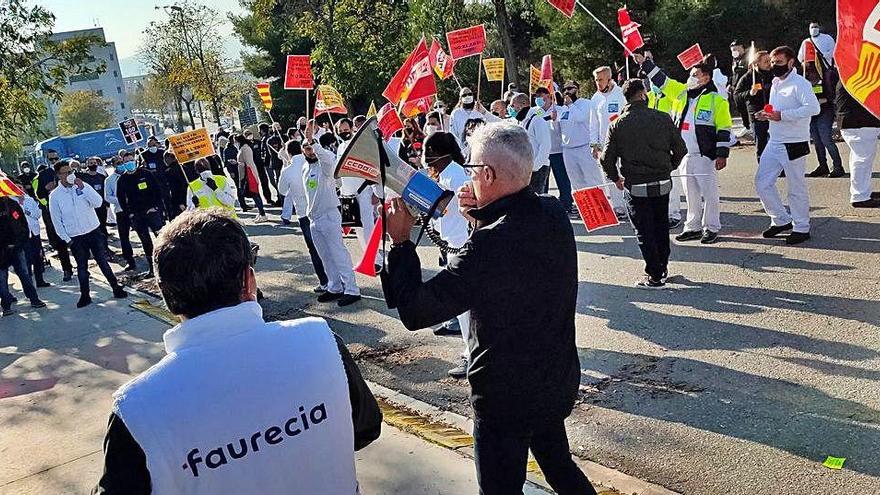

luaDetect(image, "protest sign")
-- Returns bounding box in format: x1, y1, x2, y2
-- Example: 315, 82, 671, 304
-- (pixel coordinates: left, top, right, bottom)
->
377, 103, 404, 141
446, 24, 486, 60
573, 187, 619, 232
677, 43, 704, 70
284, 55, 314, 90
483, 58, 505, 82
168, 128, 215, 163
118, 118, 143, 145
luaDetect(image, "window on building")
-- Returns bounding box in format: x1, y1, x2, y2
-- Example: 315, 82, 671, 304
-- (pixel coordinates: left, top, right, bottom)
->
117, 86, 122, 94
113, 70, 118, 77
121, 102, 126, 109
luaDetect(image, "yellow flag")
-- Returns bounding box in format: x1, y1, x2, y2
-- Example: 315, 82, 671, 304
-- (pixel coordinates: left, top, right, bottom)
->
483, 58, 505, 82
367, 100, 377, 117
529, 65, 541, 94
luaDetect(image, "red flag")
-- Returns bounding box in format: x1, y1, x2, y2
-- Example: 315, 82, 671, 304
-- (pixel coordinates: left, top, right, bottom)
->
383, 38, 437, 106
446, 25, 486, 60
377, 103, 404, 141
0, 177, 25, 197
540, 54, 554, 82
546, 0, 575, 18
428, 38, 456, 80
314, 85, 348, 116
284, 55, 314, 90
401, 95, 434, 118
837, 0, 880, 118
677, 43, 704, 70
572, 187, 619, 232
617, 7, 644, 54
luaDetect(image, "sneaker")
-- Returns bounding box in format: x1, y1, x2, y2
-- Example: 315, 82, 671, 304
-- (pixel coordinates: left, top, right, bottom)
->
76, 295, 92, 308
635, 276, 666, 289
433, 324, 462, 336
36, 281, 51, 288
317, 291, 343, 303
615, 209, 628, 221
30, 300, 47, 309
675, 230, 702, 242
828, 168, 846, 178
762, 223, 793, 238
806, 166, 830, 178
1, 307, 12, 317
313, 285, 327, 294
253, 215, 269, 224
141, 271, 155, 279
337, 294, 362, 307
871, 192, 880, 200
280, 218, 292, 226
124, 261, 138, 272
785, 232, 810, 245
668, 218, 682, 230
62, 270, 73, 282
852, 198, 880, 208
700, 230, 719, 244
448, 357, 469, 379
113, 287, 129, 299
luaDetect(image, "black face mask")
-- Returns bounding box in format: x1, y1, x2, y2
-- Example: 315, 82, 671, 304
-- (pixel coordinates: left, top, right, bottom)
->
771, 63, 790, 78
87, 165, 98, 171
339, 132, 352, 141
305, 155, 319, 164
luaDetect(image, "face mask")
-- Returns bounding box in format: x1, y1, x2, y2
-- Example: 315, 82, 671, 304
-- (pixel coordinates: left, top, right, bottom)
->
732, 48, 743, 58
810, 27, 820, 37
199, 170, 212, 180
565, 90, 578, 101
534, 97, 545, 108
507, 106, 517, 118
771, 63, 791, 78
461, 95, 474, 105
123, 161, 137, 173
686, 75, 701, 90
148, 146, 158, 153
23, 167, 30, 173
66, 173, 76, 185
87, 164, 98, 171
339, 131, 352, 141
424, 125, 439, 135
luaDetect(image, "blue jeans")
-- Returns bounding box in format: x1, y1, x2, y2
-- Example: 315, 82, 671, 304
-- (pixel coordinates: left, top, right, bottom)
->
809, 104, 842, 170
549, 153, 572, 210
1, 245, 41, 309
299, 217, 328, 286
25, 235, 45, 283
70, 229, 119, 296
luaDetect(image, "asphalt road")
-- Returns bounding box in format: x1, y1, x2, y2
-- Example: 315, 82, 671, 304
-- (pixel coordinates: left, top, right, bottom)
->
244, 144, 879, 495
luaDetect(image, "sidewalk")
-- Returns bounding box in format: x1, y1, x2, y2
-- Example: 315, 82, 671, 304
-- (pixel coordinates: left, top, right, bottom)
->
0, 269, 550, 494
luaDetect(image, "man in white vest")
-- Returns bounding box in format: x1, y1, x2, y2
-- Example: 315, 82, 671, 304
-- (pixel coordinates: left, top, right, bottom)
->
93, 210, 381, 494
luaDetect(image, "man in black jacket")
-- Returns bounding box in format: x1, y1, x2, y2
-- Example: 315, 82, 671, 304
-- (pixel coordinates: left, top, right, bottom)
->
0, 193, 46, 316
118, 158, 165, 278
601, 79, 688, 289
836, 80, 880, 208
734, 50, 774, 163
382, 122, 595, 495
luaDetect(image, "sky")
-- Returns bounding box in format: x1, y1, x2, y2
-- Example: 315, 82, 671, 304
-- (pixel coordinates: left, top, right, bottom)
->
34, 0, 245, 77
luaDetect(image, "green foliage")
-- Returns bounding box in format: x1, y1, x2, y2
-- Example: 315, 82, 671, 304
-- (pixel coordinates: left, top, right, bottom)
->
56, 91, 115, 135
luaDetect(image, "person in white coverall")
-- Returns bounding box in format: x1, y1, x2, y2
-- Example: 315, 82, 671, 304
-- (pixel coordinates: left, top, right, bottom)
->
303, 122, 362, 306
336, 118, 377, 251
449, 87, 498, 146
509, 93, 551, 194
835, 80, 880, 208
591, 66, 628, 214
557, 80, 605, 197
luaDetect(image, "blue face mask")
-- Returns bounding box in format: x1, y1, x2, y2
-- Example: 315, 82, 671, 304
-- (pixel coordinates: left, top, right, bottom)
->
535, 97, 545, 108
121, 161, 136, 173
507, 105, 517, 117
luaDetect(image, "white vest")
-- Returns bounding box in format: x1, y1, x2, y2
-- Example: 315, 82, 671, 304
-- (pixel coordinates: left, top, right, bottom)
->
113, 302, 357, 494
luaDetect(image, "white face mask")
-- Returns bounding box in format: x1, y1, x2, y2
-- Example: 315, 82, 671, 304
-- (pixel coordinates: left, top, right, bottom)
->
424, 125, 439, 135
731, 48, 743, 58
199, 170, 212, 180
461, 95, 474, 105
810, 27, 820, 37
66, 173, 76, 185
148, 146, 158, 153
686, 75, 701, 90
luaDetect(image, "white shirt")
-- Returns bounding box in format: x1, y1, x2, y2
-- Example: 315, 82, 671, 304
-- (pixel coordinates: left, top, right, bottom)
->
186, 173, 237, 210
450, 107, 490, 146
18, 194, 42, 236
544, 105, 564, 154
48, 182, 102, 243
558, 97, 600, 149
517, 107, 551, 171
798, 33, 836, 66
768, 71, 821, 143
104, 172, 123, 213
431, 162, 470, 249
113, 302, 357, 495
591, 84, 627, 144
303, 142, 341, 219
681, 97, 700, 154
278, 155, 309, 219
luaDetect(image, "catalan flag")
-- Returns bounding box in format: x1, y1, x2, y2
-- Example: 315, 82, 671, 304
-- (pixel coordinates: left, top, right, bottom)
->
256, 82, 273, 112
0, 177, 25, 197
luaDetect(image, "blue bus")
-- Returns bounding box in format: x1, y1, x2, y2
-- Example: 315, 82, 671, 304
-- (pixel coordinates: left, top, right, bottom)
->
34, 123, 155, 165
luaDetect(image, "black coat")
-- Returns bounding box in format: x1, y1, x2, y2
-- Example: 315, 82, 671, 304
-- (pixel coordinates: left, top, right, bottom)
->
734, 69, 774, 117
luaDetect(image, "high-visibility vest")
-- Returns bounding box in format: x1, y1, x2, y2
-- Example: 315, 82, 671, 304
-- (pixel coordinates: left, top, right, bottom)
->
32, 176, 47, 206
188, 175, 235, 213
648, 90, 673, 115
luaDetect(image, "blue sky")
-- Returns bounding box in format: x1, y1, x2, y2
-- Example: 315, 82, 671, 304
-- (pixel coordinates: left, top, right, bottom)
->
35, 0, 245, 76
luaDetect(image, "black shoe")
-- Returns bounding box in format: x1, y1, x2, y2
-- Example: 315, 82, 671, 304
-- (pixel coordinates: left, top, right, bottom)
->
141, 271, 155, 279
317, 291, 343, 303
785, 232, 811, 245
2, 307, 13, 317
806, 166, 830, 178
852, 198, 880, 208
76, 295, 92, 308
280, 219, 292, 226
762, 223, 793, 238
30, 300, 47, 309
313, 285, 327, 294
337, 294, 362, 307
636, 276, 666, 289
124, 262, 137, 272
700, 230, 719, 244
62, 270, 73, 282
828, 168, 846, 178
36, 281, 51, 288
433, 325, 462, 336
667, 218, 682, 230
675, 230, 702, 242
113, 287, 129, 299
448, 357, 469, 379
871, 192, 880, 200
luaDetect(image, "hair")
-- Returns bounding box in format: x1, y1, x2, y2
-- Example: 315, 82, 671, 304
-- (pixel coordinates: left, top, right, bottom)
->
258, 123, 270, 133
770, 46, 796, 62
423, 132, 465, 165
233, 134, 251, 148
403, 117, 422, 134
564, 80, 580, 90
318, 132, 337, 148
622, 78, 646, 102
752, 50, 770, 67
122, 151, 135, 160
592, 66, 612, 78
426, 111, 441, 123
154, 210, 252, 318
511, 93, 530, 107
691, 62, 713, 77
147, 135, 159, 144
194, 158, 210, 172
52, 160, 68, 174
353, 115, 367, 128
336, 117, 353, 131
286, 139, 302, 156
535, 86, 551, 96
45, 148, 58, 156
468, 122, 532, 185
87, 156, 102, 164
703, 53, 718, 69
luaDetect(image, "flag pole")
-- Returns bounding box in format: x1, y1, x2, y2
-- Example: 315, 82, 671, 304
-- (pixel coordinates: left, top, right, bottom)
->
305, 89, 311, 123
476, 52, 484, 105
500, 66, 505, 101
751, 41, 756, 87
575, 0, 633, 56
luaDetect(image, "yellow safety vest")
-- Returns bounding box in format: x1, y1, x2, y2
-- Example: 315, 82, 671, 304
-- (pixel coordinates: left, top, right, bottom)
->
647, 90, 673, 115
32, 176, 47, 206
188, 175, 235, 214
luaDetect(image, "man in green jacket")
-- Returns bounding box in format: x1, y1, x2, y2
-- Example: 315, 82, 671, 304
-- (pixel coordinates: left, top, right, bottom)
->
601, 79, 687, 289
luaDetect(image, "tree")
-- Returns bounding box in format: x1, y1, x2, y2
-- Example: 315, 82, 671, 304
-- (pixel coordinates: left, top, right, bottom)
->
56, 91, 114, 135
0, 0, 102, 146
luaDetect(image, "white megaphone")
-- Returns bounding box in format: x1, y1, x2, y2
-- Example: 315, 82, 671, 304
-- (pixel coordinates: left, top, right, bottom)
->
335, 116, 453, 219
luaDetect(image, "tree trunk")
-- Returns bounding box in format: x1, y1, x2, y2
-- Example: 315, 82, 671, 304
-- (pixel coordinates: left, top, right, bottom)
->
183, 98, 196, 130
211, 98, 222, 124
493, 0, 520, 90
174, 98, 185, 132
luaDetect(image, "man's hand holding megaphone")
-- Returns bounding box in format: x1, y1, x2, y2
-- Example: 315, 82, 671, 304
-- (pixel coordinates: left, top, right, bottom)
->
386, 197, 417, 245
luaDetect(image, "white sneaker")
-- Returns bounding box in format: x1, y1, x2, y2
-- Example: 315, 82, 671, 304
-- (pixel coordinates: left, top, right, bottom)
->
253, 215, 269, 224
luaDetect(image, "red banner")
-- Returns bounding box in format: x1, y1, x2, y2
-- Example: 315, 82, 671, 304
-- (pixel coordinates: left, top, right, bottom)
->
401, 95, 434, 118
573, 187, 619, 232
314, 85, 348, 116
377, 103, 404, 141
546, 0, 575, 18
383, 38, 437, 106
429, 38, 456, 80
617, 7, 644, 53
446, 24, 486, 60
677, 43, 704, 70
284, 55, 314, 90
837, 0, 880, 119
802, 40, 817, 63
540, 54, 554, 84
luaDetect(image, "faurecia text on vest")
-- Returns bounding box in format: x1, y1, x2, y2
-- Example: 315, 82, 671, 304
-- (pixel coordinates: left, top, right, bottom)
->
183, 402, 328, 478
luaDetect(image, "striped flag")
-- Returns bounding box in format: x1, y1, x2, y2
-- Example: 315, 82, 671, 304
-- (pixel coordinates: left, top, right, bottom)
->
256, 82, 273, 111
0, 177, 25, 197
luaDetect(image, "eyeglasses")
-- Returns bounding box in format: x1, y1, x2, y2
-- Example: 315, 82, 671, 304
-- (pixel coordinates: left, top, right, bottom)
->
462, 163, 495, 177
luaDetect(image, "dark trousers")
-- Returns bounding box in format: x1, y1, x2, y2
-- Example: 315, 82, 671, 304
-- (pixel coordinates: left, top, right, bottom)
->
248, 192, 266, 216
299, 217, 328, 286
1, 245, 41, 309
753, 118, 770, 163
810, 104, 842, 170
132, 211, 164, 264
228, 167, 248, 207
115, 211, 136, 264
69, 229, 119, 296
473, 416, 595, 495
626, 191, 671, 281
529, 166, 551, 194
549, 153, 572, 210
96, 204, 109, 236
25, 235, 46, 284
256, 162, 274, 203
40, 205, 73, 273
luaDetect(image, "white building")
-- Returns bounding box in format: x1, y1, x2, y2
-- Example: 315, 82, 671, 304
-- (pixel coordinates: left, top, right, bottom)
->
44, 28, 130, 131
